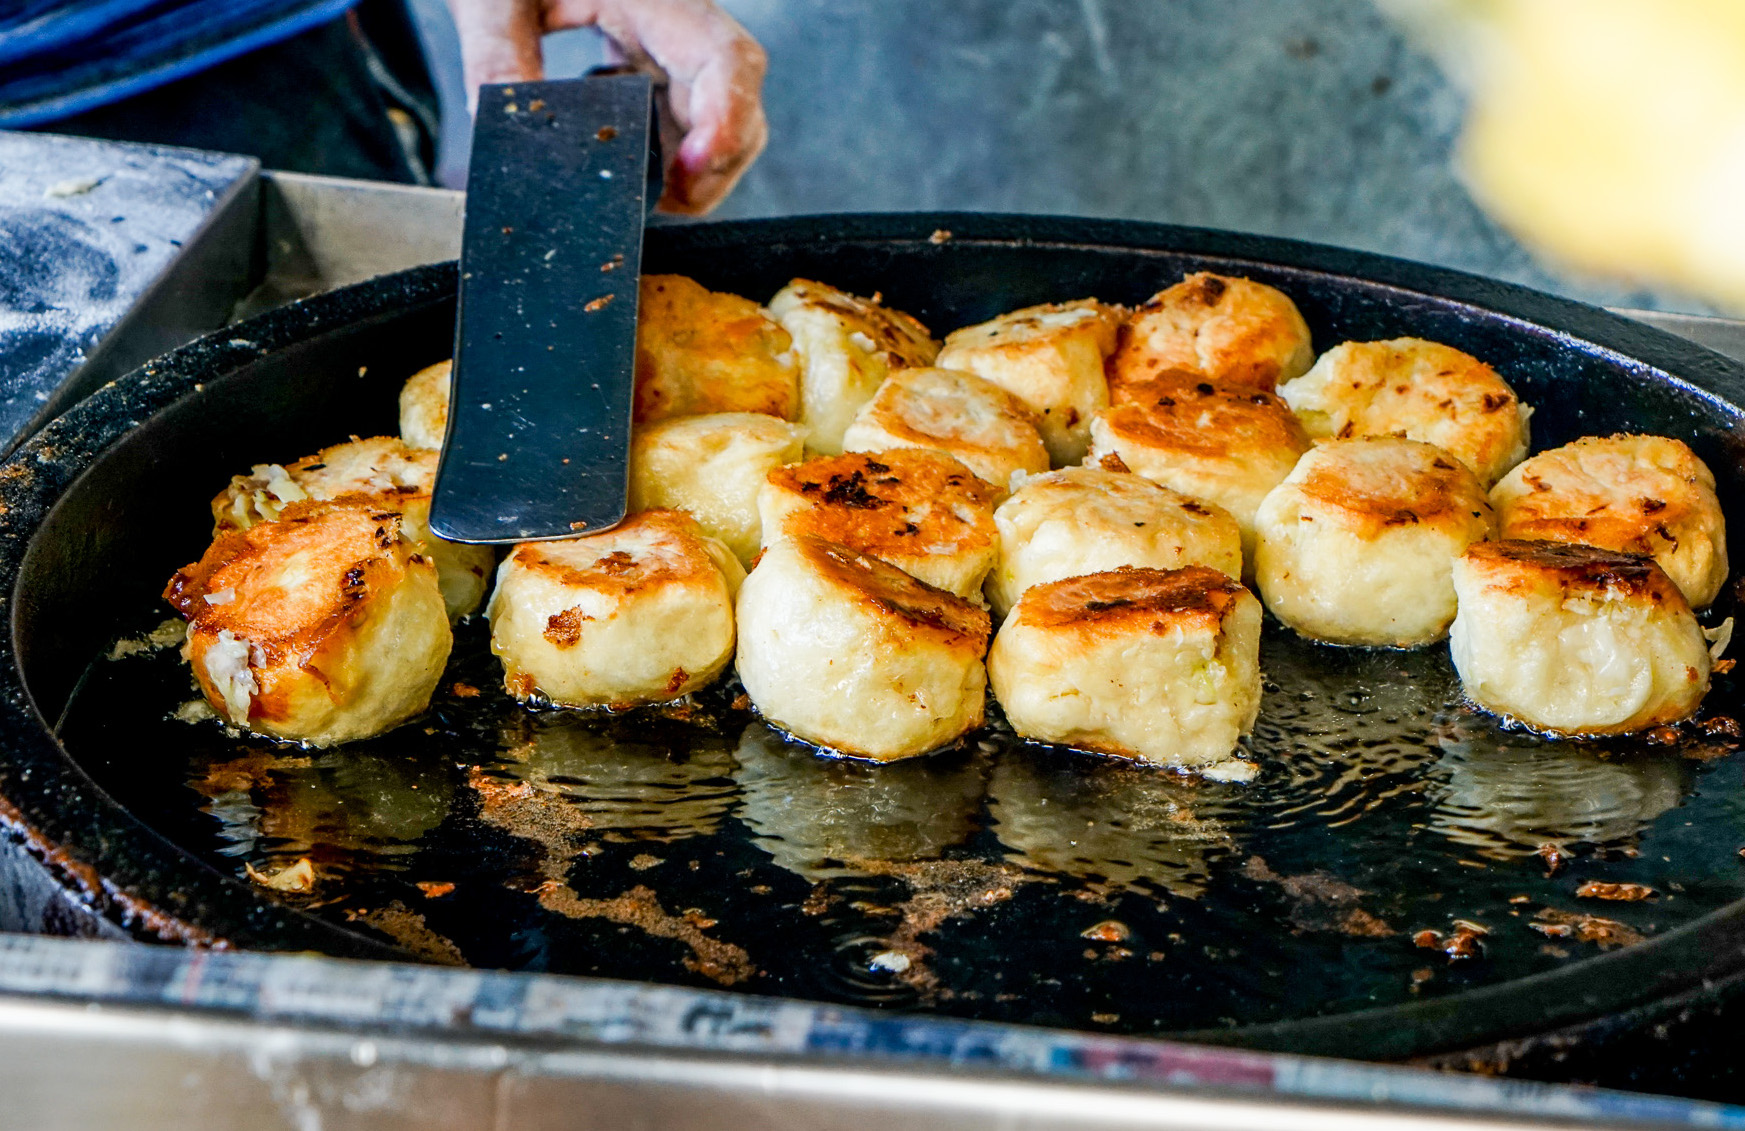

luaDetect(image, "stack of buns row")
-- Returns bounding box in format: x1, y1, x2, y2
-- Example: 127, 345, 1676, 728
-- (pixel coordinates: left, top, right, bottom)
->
163, 269, 1729, 770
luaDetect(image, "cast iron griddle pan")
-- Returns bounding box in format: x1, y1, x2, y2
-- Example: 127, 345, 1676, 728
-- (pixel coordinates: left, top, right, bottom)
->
5, 215, 1745, 1074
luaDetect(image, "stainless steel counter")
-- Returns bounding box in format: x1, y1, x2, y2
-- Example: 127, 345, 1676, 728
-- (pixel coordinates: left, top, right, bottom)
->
0, 932, 1737, 1131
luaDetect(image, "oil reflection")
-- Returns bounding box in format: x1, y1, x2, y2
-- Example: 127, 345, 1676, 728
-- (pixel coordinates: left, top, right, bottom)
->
487, 712, 739, 842
1427, 722, 1690, 859
733, 722, 987, 880
986, 749, 1236, 899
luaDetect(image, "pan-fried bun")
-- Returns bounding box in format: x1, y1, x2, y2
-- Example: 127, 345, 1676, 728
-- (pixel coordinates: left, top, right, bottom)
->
1278, 338, 1531, 486
935, 299, 1122, 465
1107, 272, 1314, 394
988, 566, 1262, 773
841, 367, 1048, 498
1254, 437, 1494, 647
735, 535, 990, 762
211, 437, 494, 622
1450, 540, 1711, 735
399, 359, 450, 451
1088, 375, 1310, 567
987, 466, 1241, 617
634, 274, 800, 424
486, 509, 744, 709
759, 449, 999, 599
165, 499, 451, 746
1489, 434, 1727, 609
767, 279, 938, 455
629, 412, 807, 566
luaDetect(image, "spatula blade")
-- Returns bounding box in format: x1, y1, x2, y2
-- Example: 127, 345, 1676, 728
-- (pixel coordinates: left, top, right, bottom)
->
429, 73, 654, 544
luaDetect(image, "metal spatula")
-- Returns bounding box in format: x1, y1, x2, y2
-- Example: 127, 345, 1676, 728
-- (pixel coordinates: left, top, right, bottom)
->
429, 72, 658, 544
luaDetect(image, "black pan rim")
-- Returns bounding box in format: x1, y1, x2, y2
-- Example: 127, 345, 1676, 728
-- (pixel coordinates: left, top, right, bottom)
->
3, 211, 1744, 1060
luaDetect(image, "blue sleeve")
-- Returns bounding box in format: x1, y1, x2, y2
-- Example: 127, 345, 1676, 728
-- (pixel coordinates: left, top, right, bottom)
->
0, 0, 361, 127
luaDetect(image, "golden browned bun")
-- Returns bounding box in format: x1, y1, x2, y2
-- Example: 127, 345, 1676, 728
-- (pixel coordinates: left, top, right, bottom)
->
628, 411, 808, 565
841, 366, 1048, 498
759, 449, 999, 599
634, 274, 800, 423
935, 299, 1122, 465
767, 279, 939, 455
399, 359, 450, 451
1254, 437, 1495, 646
1278, 338, 1532, 486
211, 437, 494, 622
988, 566, 1263, 772
1087, 374, 1311, 567
1450, 540, 1712, 735
986, 465, 1242, 617
486, 509, 743, 709
1107, 272, 1314, 394
736, 534, 990, 761
1489, 434, 1727, 609
165, 499, 451, 746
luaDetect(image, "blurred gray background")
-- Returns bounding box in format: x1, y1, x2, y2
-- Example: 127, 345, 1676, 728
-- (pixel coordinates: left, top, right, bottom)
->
404, 0, 1699, 314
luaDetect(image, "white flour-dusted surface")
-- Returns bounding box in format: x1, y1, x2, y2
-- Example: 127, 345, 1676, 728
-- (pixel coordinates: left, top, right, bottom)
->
0, 133, 253, 445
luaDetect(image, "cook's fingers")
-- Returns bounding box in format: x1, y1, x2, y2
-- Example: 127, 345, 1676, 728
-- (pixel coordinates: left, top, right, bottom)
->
546, 0, 768, 213
447, 0, 546, 113
659, 53, 769, 215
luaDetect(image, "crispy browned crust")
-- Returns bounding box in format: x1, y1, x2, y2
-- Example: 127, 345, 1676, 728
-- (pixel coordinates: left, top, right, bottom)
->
1100, 374, 1309, 457
942, 299, 1122, 355
1109, 272, 1311, 392
780, 278, 939, 366
1461, 539, 1685, 606
634, 274, 797, 422
210, 437, 435, 534
793, 535, 990, 644
506, 509, 721, 600
1296, 439, 1491, 531
1015, 565, 1248, 636
1298, 339, 1522, 456
766, 449, 998, 560
849, 369, 1048, 490
1497, 434, 1714, 557
288, 436, 434, 497
166, 499, 417, 721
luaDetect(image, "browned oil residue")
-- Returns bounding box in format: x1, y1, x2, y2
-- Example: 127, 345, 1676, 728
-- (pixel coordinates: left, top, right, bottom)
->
1243, 856, 1394, 937
536, 882, 755, 986
189, 752, 312, 797
350, 900, 467, 965
468, 766, 594, 880
845, 858, 1041, 1002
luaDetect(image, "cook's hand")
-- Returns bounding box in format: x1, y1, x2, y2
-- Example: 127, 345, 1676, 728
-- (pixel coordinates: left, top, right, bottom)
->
445, 0, 768, 215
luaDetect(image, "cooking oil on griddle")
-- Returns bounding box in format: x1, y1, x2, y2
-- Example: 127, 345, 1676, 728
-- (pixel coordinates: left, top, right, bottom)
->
61, 609, 1745, 1034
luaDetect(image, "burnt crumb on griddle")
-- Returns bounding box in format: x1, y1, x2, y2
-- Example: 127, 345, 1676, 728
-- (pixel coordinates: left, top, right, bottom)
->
1701, 714, 1741, 738
1412, 919, 1487, 961
1529, 908, 1645, 949
1575, 880, 1656, 902
1537, 843, 1571, 875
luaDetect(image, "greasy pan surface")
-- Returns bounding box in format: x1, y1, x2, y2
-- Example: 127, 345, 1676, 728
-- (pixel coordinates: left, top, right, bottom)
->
7, 215, 1745, 1063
